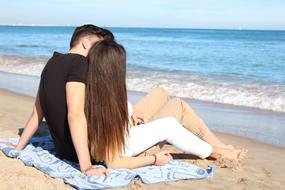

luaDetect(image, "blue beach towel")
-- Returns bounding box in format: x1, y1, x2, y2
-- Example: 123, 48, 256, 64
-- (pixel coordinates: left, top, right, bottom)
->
0, 136, 216, 189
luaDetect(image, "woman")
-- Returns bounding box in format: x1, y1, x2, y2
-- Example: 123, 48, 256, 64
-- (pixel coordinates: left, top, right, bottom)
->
85, 40, 247, 169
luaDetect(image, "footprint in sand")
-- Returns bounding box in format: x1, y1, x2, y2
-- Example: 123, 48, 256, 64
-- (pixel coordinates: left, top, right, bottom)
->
261, 167, 271, 177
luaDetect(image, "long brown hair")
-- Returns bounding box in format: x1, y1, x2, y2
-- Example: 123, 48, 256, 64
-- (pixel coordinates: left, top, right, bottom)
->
85, 40, 129, 162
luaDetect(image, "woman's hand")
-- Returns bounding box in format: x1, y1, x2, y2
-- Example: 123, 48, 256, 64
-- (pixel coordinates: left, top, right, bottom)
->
131, 110, 148, 126
83, 167, 109, 176
154, 151, 173, 166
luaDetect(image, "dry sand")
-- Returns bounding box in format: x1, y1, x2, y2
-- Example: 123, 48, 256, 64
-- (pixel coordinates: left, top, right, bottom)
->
0, 89, 285, 190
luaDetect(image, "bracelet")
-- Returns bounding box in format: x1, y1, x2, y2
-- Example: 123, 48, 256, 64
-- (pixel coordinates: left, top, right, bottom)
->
152, 154, 157, 165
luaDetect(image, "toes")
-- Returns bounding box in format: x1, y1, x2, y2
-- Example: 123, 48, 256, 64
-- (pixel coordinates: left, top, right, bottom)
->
237, 149, 247, 160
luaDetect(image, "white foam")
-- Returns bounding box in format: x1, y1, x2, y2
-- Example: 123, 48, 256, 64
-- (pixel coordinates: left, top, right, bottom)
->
126, 71, 285, 113
0, 55, 46, 76
1, 55, 284, 113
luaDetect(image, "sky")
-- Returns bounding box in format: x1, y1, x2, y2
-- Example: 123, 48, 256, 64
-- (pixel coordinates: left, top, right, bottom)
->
0, 0, 285, 30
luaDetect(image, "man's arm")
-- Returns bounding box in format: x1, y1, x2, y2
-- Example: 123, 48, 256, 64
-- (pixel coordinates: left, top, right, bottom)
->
16, 91, 43, 150
66, 82, 107, 176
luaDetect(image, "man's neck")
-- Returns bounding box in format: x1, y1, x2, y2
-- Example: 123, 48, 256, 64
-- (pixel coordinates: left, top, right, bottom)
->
68, 47, 87, 57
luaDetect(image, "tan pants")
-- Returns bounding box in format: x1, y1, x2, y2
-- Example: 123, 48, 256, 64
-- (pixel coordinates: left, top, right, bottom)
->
133, 87, 209, 154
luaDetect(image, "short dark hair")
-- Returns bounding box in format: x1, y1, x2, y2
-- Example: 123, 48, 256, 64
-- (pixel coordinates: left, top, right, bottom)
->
70, 24, 104, 49
101, 28, 115, 41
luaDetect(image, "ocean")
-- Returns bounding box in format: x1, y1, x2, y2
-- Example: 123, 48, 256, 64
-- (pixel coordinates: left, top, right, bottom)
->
0, 26, 285, 113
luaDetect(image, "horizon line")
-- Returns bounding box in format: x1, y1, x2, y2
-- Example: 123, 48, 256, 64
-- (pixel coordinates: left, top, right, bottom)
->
0, 24, 285, 32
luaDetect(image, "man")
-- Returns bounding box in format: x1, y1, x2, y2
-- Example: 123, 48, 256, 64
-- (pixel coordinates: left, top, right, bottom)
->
15, 24, 112, 176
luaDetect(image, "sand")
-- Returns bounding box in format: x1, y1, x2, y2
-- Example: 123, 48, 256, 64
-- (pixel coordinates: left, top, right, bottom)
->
0, 89, 285, 190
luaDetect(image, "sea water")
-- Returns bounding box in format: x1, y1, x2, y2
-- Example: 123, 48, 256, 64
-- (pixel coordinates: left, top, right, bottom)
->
0, 26, 285, 112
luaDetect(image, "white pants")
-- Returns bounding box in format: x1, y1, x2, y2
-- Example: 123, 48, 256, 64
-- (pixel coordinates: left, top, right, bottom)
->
123, 117, 212, 159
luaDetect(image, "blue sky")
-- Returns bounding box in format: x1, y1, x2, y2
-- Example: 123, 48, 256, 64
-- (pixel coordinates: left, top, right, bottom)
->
1, 0, 285, 29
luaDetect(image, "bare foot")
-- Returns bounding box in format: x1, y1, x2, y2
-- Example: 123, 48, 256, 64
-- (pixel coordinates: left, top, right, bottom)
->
202, 131, 234, 150
211, 147, 248, 161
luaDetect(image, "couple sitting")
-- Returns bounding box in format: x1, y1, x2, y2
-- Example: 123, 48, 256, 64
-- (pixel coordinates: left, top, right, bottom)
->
14, 25, 247, 176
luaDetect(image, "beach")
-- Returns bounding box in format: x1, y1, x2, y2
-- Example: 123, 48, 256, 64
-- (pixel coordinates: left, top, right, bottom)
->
1, 89, 285, 190
1, 26, 285, 190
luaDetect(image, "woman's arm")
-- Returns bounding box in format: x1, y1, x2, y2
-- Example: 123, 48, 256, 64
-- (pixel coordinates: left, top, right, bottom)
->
16, 91, 43, 151
105, 102, 172, 169
106, 150, 173, 169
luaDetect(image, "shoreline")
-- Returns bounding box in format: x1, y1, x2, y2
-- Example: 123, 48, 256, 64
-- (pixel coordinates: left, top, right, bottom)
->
1, 88, 285, 190
1, 69, 285, 148
0, 71, 285, 117
1, 54, 285, 113
1, 70, 284, 116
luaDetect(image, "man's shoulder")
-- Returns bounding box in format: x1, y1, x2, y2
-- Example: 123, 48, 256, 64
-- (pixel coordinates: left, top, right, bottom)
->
46, 52, 87, 67
51, 51, 86, 61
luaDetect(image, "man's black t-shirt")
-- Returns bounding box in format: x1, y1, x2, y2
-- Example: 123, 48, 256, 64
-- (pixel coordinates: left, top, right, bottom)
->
39, 52, 88, 162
